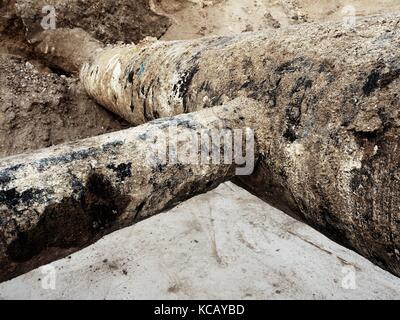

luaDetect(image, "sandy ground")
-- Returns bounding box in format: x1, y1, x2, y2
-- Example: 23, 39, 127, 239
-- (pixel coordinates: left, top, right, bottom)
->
1, 183, 400, 300
158, 0, 400, 40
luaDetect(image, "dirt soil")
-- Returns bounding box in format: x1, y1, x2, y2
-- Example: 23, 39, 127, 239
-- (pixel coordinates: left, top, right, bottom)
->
0, 54, 129, 158
1, 0, 400, 157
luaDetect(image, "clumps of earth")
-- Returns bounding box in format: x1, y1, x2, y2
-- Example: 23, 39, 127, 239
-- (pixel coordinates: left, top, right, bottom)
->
0, 54, 129, 158
1, 0, 399, 157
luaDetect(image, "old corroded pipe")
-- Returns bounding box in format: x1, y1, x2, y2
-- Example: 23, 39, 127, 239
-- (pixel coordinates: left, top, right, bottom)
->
0, 98, 263, 282
34, 15, 400, 276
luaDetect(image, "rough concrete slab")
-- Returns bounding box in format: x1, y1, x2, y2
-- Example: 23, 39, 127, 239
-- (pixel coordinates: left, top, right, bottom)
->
0, 183, 399, 300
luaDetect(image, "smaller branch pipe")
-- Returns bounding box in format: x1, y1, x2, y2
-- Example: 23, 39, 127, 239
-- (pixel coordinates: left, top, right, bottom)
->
0, 98, 263, 282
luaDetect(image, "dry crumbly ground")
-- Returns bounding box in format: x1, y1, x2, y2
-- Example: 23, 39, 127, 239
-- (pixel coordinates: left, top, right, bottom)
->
157, 0, 400, 40
0, 0, 400, 157
0, 54, 129, 158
